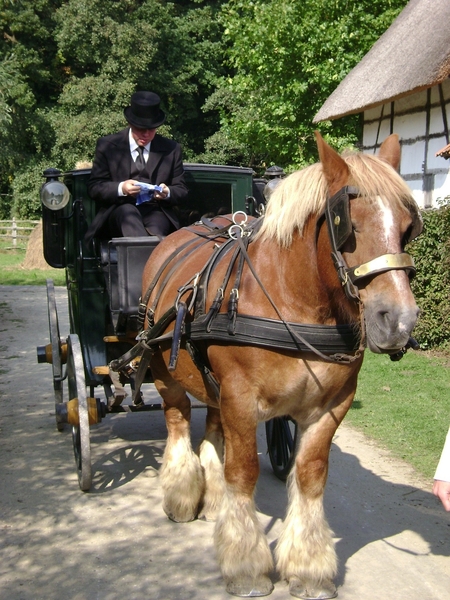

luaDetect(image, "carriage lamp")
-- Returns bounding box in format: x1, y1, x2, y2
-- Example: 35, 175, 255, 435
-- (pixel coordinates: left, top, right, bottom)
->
40, 168, 70, 210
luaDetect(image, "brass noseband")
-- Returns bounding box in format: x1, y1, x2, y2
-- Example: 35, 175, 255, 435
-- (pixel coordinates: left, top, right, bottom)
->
348, 252, 416, 283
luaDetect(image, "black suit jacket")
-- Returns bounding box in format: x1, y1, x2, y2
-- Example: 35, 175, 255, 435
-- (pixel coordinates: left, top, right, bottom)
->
85, 128, 188, 243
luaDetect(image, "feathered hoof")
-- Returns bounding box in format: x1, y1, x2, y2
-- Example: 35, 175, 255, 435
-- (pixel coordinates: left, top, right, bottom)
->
226, 575, 274, 597
289, 577, 337, 599
163, 504, 197, 523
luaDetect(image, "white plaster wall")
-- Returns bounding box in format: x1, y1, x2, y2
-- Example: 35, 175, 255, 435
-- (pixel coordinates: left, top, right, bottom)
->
393, 111, 426, 139
400, 140, 426, 175
428, 136, 448, 169
430, 78, 450, 103
433, 171, 450, 204
409, 185, 425, 208
363, 84, 450, 209
363, 118, 392, 147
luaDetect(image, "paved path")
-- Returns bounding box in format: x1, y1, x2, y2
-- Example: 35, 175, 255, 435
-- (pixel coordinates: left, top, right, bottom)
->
0, 285, 449, 600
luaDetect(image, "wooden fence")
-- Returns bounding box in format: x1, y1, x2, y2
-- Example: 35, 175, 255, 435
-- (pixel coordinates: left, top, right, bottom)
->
0, 218, 40, 247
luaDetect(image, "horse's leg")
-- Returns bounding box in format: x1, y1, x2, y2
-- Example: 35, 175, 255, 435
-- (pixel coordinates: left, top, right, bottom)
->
276, 399, 353, 600
152, 353, 205, 522
198, 405, 225, 521
214, 391, 274, 597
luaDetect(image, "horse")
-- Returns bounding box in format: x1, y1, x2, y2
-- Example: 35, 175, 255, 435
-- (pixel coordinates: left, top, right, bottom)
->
132, 132, 422, 598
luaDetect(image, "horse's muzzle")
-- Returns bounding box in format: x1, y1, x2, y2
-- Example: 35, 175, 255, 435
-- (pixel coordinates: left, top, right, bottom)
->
364, 302, 420, 353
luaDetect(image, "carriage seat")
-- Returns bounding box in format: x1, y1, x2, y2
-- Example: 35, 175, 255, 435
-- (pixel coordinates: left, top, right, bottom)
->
98, 236, 160, 334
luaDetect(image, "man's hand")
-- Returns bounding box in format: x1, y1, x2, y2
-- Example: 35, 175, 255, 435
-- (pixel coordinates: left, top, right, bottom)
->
153, 183, 169, 200
433, 479, 450, 511
123, 179, 141, 197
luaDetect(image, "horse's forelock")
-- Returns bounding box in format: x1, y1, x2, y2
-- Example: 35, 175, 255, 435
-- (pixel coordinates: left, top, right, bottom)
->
257, 151, 416, 247
344, 152, 415, 210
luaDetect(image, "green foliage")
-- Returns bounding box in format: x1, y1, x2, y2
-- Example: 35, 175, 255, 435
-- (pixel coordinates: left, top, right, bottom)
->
409, 204, 450, 349
11, 156, 54, 218
207, 0, 408, 172
52, 0, 226, 165
1, 0, 226, 217
0, 0, 413, 212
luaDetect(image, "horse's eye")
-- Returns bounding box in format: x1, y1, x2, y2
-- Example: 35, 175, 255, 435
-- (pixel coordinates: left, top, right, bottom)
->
402, 225, 414, 248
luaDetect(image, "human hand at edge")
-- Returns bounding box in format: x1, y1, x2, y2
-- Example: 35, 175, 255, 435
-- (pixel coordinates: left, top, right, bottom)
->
433, 479, 450, 511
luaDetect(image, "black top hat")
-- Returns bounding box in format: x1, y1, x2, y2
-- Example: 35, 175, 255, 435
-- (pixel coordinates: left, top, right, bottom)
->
124, 91, 166, 129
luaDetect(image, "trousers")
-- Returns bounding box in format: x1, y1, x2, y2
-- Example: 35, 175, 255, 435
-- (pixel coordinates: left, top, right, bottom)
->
107, 203, 175, 238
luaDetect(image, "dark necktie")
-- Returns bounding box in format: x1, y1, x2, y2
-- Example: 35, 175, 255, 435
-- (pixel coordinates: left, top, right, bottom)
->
135, 146, 145, 171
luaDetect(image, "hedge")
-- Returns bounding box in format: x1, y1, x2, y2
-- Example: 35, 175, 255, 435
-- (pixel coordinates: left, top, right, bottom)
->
409, 203, 450, 350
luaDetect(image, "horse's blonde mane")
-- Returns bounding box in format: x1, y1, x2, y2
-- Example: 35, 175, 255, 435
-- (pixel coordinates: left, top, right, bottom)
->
257, 150, 417, 247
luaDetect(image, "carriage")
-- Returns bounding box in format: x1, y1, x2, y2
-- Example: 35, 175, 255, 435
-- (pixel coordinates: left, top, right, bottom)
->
36, 162, 294, 492
37, 133, 422, 599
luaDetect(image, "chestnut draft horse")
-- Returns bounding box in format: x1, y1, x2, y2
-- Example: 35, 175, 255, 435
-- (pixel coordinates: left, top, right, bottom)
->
128, 133, 422, 598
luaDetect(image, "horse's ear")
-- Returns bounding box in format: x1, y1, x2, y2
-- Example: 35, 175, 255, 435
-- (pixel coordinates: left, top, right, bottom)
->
315, 130, 349, 193
378, 134, 401, 171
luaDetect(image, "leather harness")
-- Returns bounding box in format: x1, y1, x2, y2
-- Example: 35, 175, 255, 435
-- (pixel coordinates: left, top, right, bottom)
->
110, 187, 419, 403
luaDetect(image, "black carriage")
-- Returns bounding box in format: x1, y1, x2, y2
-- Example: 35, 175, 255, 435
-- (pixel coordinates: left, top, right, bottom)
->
37, 163, 296, 490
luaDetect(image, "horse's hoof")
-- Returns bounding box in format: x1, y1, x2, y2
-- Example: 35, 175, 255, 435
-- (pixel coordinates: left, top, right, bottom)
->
226, 575, 274, 597
289, 578, 337, 599
164, 507, 197, 523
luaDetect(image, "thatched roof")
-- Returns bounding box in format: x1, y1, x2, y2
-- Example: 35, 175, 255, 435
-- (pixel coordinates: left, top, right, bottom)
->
313, 0, 450, 123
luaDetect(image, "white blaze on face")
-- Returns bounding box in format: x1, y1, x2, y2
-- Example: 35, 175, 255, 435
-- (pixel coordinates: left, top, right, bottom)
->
377, 196, 395, 245
375, 195, 409, 301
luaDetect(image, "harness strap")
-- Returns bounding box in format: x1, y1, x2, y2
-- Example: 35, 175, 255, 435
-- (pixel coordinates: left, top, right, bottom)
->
138, 219, 236, 329
138, 236, 203, 329
186, 313, 361, 355
185, 340, 221, 400
232, 229, 364, 363
227, 234, 249, 334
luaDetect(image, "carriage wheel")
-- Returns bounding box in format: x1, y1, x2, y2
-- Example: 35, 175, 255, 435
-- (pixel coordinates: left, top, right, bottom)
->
67, 334, 92, 491
265, 417, 299, 481
46, 279, 65, 431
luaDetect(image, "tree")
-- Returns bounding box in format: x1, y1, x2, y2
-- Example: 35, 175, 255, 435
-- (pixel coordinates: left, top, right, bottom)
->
0, 0, 66, 217
9, 0, 227, 218
0, 0, 410, 218
205, 0, 409, 172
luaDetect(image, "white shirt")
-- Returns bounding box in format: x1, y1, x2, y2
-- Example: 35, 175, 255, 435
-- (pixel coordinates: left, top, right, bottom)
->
117, 130, 150, 196
434, 426, 450, 482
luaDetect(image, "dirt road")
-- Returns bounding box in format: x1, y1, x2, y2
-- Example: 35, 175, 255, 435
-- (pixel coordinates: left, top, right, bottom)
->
0, 285, 449, 600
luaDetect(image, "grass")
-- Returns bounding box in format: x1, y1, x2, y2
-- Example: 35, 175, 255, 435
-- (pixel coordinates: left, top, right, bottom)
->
349, 350, 450, 479
0, 246, 66, 286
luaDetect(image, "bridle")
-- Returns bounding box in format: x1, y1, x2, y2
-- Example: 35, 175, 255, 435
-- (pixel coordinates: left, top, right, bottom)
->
324, 186, 422, 301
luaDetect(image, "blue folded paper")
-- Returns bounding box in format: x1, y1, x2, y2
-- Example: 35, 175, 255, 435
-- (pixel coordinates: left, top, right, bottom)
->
135, 183, 164, 206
